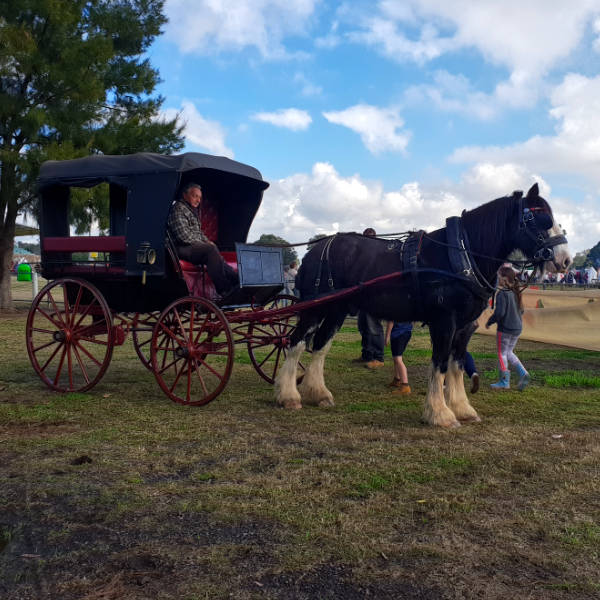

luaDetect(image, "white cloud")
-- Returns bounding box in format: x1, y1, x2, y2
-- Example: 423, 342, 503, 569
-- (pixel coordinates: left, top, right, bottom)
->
450, 74, 600, 183
293, 72, 323, 97
164, 0, 318, 59
404, 70, 497, 120
322, 104, 410, 154
346, 0, 600, 110
249, 161, 598, 258
162, 101, 234, 158
251, 108, 312, 131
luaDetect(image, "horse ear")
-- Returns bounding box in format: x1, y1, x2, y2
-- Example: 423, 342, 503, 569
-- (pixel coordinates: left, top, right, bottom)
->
526, 183, 539, 198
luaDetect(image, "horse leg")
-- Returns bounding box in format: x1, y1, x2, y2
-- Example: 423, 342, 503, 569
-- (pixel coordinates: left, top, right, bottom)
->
274, 313, 319, 410
423, 317, 461, 429
299, 310, 346, 407
445, 323, 481, 423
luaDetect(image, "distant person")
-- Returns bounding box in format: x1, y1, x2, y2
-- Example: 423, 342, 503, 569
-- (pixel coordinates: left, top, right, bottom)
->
168, 183, 238, 297
385, 321, 412, 394
288, 260, 299, 297
354, 227, 385, 369
486, 265, 530, 391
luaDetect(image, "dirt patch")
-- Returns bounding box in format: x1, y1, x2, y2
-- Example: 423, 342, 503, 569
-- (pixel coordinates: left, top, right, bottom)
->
0, 422, 80, 438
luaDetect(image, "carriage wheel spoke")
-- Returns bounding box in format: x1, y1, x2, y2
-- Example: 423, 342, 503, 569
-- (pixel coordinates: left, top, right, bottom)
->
73, 298, 97, 330
195, 356, 224, 380
72, 344, 90, 385
172, 308, 189, 344
32, 338, 59, 353
169, 358, 188, 392
194, 359, 209, 396
69, 285, 84, 328
158, 320, 186, 346
73, 339, 103, 367
67, 343, 74, 389
186, 360, 192, 403
76, 335, 110, 346
47, 290, 67, 328
255, 345, 278, 369
40, 341, 64, 372
32, 326, 59, 336
53, 345, 68, 386
270, 347, 283, 379
36, 306, 65, 330
193, 317, 212, 345
62, 284, 72, 326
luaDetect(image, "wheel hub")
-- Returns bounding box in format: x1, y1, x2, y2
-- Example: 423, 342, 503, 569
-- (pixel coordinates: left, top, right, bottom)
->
53, 330, 67, 343
175, 346, 189, 358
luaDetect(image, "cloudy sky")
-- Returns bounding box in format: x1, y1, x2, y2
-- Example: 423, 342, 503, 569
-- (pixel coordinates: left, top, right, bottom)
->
153, 0, 600, 257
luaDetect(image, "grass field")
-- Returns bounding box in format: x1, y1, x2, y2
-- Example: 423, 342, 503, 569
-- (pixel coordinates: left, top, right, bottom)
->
1, 306, 600, 600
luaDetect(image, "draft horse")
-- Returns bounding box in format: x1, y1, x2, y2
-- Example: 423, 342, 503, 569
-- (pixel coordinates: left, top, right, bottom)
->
275, 184, 572, 428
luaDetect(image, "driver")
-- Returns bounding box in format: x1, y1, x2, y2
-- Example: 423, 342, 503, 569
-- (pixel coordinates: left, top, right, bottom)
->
167, 183, 238, 296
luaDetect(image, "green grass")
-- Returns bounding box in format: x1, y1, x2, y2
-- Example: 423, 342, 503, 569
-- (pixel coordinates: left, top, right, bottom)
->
544, 371, 600, 388
1, 310, 600, 599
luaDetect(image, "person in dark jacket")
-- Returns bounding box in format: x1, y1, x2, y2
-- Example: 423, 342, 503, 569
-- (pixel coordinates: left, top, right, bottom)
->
485, 266, 530, 390
167, 183, 238, 296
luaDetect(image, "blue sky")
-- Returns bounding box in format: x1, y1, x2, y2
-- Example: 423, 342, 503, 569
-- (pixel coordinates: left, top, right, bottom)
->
149, 0, 600, 257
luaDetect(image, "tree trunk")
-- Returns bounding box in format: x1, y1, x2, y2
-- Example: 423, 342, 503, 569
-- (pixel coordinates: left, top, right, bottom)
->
0, 162, 18, 311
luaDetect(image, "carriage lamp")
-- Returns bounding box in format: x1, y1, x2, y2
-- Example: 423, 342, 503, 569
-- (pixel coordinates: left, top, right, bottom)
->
136, 241, 157, 265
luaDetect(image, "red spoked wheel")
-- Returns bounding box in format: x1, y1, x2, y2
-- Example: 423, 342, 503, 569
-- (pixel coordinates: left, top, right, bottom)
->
132, 312, 161, 370
26, 278, 114, 392
150, 297, 234, 406
247, 294, 306, 384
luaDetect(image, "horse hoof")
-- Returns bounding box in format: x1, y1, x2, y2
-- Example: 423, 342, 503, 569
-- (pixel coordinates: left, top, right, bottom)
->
318, 398, 335, 408
283, 401, 302, 410
459, 415, 481, 423
443, 420, 461, 429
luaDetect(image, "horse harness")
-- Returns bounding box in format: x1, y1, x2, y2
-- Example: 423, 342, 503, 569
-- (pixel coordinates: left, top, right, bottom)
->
515, 190, 567, 265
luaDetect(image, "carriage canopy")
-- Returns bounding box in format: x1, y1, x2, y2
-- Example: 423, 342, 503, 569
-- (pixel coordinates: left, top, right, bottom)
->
37, 152, 270, 276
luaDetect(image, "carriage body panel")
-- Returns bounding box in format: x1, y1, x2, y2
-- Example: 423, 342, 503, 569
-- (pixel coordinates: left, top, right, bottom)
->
35, 152, 282, 311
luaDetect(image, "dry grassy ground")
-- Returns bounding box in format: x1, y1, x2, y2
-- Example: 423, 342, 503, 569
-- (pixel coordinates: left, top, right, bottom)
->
1, 307, 600, 600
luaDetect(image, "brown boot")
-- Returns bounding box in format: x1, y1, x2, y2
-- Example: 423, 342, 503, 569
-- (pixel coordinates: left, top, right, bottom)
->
365, 360, 384, 370
392, 383, 411, 394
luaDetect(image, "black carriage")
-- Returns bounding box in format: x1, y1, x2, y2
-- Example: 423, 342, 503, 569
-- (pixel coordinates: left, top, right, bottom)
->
26, 152, 302, 405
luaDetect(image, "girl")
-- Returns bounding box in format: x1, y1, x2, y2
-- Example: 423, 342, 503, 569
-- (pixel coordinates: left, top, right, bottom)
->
485, 266, 530, 390
385, 321, 413, 394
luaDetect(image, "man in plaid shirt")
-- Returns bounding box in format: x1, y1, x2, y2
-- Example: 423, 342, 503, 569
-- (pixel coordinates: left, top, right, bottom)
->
168, 183, 238, 295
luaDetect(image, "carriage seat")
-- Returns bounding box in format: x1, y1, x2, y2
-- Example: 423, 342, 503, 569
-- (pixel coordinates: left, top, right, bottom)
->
178, 251, 238, 299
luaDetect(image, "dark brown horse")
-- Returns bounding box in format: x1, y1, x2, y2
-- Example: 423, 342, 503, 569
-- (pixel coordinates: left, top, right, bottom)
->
275, 184, 572, 428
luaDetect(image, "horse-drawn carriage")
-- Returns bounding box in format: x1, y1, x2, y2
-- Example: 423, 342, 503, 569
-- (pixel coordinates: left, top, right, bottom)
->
26, 151, 573, 427
26, 152, 302, 405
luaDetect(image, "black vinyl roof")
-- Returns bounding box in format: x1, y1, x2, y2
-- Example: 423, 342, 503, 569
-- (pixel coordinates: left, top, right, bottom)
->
37, 152, 268, 188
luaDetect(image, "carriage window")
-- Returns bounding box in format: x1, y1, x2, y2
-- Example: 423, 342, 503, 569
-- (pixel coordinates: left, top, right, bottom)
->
41, 181, 128, 274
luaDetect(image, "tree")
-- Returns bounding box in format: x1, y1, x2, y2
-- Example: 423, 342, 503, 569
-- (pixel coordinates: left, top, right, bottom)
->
253, 234, 298, 266
571, 250, 589, 269
586, 241, 600, 268
0, 0, 184, 309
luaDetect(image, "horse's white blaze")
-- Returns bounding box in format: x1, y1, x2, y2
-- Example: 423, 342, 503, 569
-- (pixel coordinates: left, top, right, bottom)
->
423, 365, 460, 428
298, 339, 334, 407
445, 359, 480, 422
547, 222, 572, 272
275, 341, 305, 409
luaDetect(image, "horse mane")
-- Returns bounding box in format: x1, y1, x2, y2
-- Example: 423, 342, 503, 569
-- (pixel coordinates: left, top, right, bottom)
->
461, 193, 517, 254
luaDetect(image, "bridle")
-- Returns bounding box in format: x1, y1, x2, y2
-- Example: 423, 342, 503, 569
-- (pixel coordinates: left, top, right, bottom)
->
516, 192, 567, 267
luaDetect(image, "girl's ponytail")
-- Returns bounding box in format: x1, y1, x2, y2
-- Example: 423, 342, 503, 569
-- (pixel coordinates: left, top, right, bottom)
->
498, 265, 523, 311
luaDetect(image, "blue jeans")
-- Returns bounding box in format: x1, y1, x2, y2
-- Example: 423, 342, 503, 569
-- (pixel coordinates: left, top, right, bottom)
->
464, 351, 477, 378
358, 311, 384, 362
